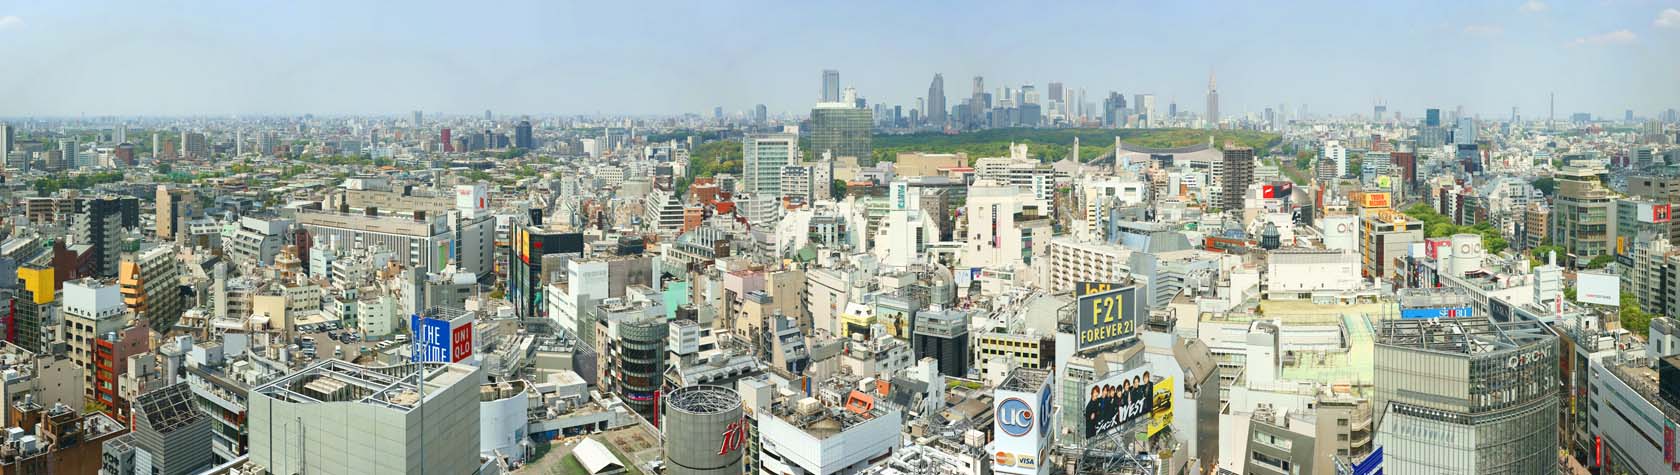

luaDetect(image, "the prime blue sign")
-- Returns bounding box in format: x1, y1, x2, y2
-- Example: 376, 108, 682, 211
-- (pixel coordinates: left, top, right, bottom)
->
411, 315, 452, 362
1399, 307, 1473, 319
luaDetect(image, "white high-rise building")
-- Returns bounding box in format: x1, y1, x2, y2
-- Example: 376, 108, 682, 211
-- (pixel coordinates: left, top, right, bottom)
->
0, 123, 12, 163
1324, 140, 1348, 178
742, 132, 798, 224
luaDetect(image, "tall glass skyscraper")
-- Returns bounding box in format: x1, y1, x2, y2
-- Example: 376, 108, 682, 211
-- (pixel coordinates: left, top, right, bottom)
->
926, 73, 946, 128
821, 69, 840, 102
809, 104, 873, 165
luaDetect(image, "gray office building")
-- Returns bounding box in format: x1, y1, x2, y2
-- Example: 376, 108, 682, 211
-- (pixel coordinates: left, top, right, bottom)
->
1373, 317, 1558, 474
129, 382, 216, 475
247, 360, 483, 475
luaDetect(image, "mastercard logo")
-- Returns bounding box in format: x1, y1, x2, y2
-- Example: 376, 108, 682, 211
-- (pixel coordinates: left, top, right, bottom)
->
995, 452, 1015, 466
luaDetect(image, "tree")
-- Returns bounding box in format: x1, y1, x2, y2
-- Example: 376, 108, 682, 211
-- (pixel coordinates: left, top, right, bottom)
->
1531, 177, 1555, 196
832, 180, 848, 200
1621, 292, 1652, 336
1528, 245, 1566, 267
1428, 223, 1457, 238
1584, 255, 1614, 269
1483, 235, 1509, 254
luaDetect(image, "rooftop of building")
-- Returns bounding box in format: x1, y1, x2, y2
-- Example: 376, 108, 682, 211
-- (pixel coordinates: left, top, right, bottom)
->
997, 367, 1050, 393
1375, 316, 1552, 355
250, 359, 475, 412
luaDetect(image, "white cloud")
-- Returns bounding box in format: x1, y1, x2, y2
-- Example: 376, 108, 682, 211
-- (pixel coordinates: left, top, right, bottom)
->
1462, 24, 1504, 35
1520, 0, 1549, 13
1574, 29, 1637, 45
0, 16, 22, 31
1656, 8, 1680, 28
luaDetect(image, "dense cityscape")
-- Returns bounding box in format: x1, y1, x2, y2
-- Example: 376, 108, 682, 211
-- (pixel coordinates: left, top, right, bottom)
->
2, 3, 1680, 475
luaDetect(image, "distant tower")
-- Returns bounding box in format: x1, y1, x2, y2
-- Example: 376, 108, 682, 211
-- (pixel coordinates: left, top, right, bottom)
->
971, 76, 986, 128
927, 73, 947, 128
0, 123, 12, 161
1205, 71, 1220, 129
822, 69, 841, 102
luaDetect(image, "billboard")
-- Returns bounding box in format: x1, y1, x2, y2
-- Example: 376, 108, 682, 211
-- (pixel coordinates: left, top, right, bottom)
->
1637, 203, 1674, 223
1075, 281, 1124, 296
1576, 271, 1619, 306
1361, 192, 1391, 209
455, 184, 487, 213
1400, 307, 1474, 319
1083, 368, 1154, 439
410, 313, 474, 363
1076, 285, 1137, 351
1146, 377, 1174, 437
1260, 182, 1294, 201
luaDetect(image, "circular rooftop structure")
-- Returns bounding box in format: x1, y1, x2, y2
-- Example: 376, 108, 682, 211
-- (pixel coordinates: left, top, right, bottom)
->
665, 385, 743, 415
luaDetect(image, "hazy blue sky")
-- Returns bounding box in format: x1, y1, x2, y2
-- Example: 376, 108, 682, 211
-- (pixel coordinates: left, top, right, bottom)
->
2, 0, 1677, 118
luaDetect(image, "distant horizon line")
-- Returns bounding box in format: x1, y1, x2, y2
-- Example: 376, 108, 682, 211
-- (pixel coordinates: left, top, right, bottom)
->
2, 107, 1668, 123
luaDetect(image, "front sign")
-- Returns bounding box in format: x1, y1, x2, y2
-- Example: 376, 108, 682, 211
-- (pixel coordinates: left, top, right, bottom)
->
996, 397, 1034, 437
1076, 285, 1137, 351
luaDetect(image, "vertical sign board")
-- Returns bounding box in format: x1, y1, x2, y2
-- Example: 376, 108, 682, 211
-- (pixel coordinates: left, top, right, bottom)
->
891, 181, 909, 210
411, 314, 452, 363
993, 376, 1049, 475
1076, 285, 1137, 351
1146, 377, 1174, 437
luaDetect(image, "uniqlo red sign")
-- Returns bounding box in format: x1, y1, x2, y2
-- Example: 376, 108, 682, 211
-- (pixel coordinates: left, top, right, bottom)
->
450, 324, 474, 362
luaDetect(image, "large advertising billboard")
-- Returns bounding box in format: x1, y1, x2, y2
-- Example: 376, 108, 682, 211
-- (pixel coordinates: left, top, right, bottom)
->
1146, 377, 1174, 437
1076, 285, 1137, 351
1083, 368, 1154, 439
1576, 271, 1619, 306
1361, 192, 1391, 209
1639, 203, 1673, 224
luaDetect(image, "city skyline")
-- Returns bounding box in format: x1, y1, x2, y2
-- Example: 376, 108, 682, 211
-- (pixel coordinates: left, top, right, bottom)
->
1, 0, 1677, 118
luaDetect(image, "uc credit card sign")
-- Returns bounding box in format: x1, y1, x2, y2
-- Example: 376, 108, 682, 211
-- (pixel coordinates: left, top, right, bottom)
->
411, 314, 474, 363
